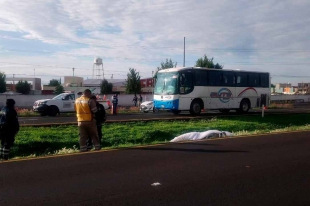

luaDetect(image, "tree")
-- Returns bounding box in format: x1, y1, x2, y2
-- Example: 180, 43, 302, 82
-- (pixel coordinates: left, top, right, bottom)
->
125, 68, 141, 94
154, 58, 177, 79
54, 85, 64, 94
271, 84, 275, 88
15, 80, 31, 94
0, 72, 6, 93
195, 54, 223, 69
100, 79, 113, 94
157, 58, 177, 71
48, 79, 61, 86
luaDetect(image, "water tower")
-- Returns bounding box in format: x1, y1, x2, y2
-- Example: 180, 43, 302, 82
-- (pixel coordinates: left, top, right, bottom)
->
93, 57, 104, 79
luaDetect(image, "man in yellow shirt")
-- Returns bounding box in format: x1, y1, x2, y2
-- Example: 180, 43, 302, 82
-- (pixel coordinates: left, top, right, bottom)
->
74, 89, 100, 152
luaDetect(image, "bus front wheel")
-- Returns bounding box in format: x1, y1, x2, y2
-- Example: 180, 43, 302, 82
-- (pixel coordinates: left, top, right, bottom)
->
190, 100, 202, 116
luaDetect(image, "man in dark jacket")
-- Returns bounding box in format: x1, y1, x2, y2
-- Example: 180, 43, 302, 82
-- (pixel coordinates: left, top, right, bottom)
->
86, 96, 106, 150
112, 94, 118, 114
0, 99, 20, 160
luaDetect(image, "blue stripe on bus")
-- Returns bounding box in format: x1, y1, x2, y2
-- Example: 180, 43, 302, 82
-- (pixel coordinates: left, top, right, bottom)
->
154, 99, 179, 110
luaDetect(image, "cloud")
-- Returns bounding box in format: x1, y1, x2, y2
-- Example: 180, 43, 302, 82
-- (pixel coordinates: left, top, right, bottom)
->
0, 0, 309, 85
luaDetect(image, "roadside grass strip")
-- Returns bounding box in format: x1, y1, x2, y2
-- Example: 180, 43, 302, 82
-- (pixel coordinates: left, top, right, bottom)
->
8, 114, 310, 160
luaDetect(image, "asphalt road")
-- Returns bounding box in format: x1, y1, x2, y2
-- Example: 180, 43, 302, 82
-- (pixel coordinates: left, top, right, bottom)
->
1, 131, 310, 205
18, 108, 310, 125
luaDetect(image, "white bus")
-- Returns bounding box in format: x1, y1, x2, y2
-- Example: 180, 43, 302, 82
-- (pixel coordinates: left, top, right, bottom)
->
153, 67, 270, 115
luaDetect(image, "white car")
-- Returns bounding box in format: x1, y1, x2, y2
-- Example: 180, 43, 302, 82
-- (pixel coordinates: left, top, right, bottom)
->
140, 101, 157, 113
33, 93, 111, 116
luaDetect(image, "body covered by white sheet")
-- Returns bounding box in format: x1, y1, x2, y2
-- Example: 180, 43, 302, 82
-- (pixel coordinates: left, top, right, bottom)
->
170, 130, 233, 142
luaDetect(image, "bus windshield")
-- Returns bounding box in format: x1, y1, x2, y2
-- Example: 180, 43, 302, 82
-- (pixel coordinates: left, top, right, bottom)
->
154, 72, 178, 95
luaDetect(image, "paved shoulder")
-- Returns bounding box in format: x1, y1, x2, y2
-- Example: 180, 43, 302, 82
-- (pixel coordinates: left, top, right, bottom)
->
1, 131, 310, 205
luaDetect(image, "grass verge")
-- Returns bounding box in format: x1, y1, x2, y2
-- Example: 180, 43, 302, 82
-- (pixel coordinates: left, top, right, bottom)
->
9, 113, 310, 159
16, 106, 141, 117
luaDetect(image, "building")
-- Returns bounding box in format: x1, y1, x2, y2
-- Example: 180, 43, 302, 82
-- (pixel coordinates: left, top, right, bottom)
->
275, 83, 291, 89
83, 79, 126, 93
274, 83, 294, 94
63, 76, 83, 87
6, 77, 42, 91
297, 83, 310, 94
40, 77, 155, 95
140, 77, 154, 94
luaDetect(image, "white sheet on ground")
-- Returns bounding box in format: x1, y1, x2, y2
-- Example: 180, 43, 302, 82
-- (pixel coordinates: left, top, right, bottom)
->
170, 130, 234, 142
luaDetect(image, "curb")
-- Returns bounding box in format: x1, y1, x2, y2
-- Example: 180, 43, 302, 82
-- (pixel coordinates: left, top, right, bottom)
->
19, 111, 310, 127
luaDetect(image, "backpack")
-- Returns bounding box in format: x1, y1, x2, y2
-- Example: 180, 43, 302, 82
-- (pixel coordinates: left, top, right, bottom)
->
0, 107, 7, 136
96, 103, 107, 124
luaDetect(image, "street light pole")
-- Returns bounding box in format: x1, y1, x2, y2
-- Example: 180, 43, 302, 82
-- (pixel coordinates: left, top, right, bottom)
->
72, 67, 75, 87
183, 37, 185, 67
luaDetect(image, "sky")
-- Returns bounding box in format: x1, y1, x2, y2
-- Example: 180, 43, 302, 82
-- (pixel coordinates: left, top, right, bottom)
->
0, 0, 310, 85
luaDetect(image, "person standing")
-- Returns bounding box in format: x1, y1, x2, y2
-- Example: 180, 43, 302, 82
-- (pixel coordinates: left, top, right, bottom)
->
138, 94, 143, 107
74, 89, 100, 152
133, 94, 137, 107
112, 94, 118, 114
0, 99, 20, 160
87, 95, 107, 150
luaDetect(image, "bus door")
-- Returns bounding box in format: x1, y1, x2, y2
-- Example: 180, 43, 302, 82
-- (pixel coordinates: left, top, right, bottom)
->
178, 70, 194, 110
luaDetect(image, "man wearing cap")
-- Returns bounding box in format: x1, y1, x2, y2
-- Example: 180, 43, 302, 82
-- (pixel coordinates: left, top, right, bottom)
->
74, 89, 100, 152
0, 99, 20, 160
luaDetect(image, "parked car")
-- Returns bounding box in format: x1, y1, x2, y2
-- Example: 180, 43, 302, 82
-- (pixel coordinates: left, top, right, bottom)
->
140, 101, 158, 113
33, 93, 111, 116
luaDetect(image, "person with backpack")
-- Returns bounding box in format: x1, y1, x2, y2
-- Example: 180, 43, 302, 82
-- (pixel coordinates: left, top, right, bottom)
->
86, 95, 107, 150
75, 89, 100, 152
0, 99, 20, 160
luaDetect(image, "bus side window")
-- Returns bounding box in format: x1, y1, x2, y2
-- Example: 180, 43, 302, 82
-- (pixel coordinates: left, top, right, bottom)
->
180, 71, 193, 94
260, 73, 269, 88
249, 73, 259, 87
208, 71, 222, 86
222, 72, 234, 86
195, 70, 208, 86
236, 73, 248, 87
180, 73, 185, 86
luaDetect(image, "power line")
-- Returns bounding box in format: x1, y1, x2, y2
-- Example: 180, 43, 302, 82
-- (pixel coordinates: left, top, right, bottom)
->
2, 46, 310, 54
0, 61, 152, 74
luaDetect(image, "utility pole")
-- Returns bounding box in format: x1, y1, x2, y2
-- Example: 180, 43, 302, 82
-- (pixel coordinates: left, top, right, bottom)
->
13, 74, 15, 85
183, 37, 185, 67
72, 67, 75, 87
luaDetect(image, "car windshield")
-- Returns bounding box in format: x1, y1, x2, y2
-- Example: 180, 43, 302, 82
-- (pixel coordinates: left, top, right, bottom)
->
154, 72, 178, 95
52, 94, 67, 100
